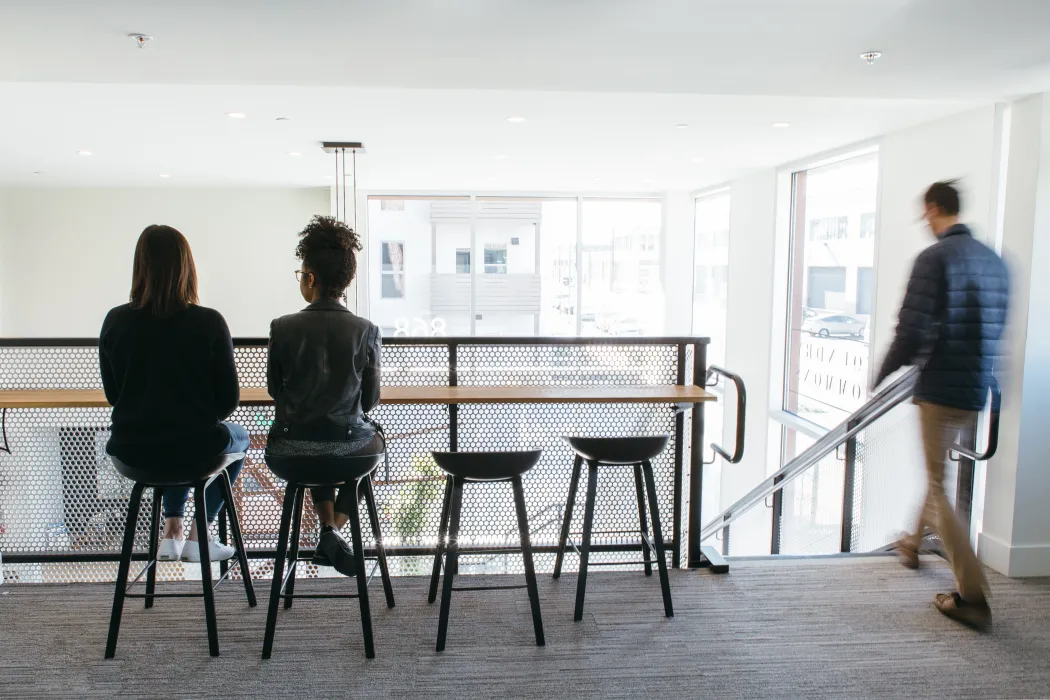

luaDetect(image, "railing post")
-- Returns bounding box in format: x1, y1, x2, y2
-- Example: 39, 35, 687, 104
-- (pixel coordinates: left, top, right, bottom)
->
672, 343, 687, 569
770, 474, 784, 554
839, 418, 859, 553
687, 341, 707, 568
448, 342, 458, 452
953, 418, 978, 531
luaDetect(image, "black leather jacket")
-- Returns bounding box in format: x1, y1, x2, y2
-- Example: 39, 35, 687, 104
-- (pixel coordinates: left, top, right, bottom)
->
267, 298, 382, 441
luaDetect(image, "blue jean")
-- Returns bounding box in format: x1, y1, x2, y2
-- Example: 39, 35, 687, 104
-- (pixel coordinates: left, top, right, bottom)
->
161, 422, 249, 522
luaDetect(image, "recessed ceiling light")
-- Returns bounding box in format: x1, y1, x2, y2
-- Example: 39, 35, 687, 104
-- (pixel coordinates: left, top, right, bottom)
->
494, 154, 507, 160
860, 50, 883, 65
506, 116, 526, 123
772, 122, 791, 128
32, 171, 42, 176
77, 150, 92, 156
287, 151, 302, 157
675, 124, 689, 129
226, 112, 247, 119
592, 177, 601, 182
487, 177, 498, 182
275, 117, 290, 121
158, 173, 170, 178
691, 157, 706, 163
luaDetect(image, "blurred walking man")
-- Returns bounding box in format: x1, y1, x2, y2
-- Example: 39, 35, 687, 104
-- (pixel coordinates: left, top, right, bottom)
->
874, 180, 1009, 631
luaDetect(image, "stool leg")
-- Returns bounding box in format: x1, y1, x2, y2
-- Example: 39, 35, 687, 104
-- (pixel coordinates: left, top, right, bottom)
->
220, 469, 256, 607
145, 487, 162, 609
194, 484, 220, 656
364, 474, 395, 609
105, 481, 145, 659
642, 461, 674, 618
574, 461, 599, 622
512, 476, 545, 647
218, 505, 229, 578
428, 476, 453, 604
436, 477, 463, 652
284, 487, 305, 610
553, 455, 583, 580
633, 464, 653, 577
262, 486, 297, 660
347, 479, 375, 659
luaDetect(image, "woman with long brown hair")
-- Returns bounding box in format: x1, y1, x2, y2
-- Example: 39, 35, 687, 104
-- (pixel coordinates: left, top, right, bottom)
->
99, 224, 249, 563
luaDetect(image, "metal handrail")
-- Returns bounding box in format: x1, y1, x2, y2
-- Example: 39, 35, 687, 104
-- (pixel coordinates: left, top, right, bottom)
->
705, 366, 746, 464
699, 368, 919, 542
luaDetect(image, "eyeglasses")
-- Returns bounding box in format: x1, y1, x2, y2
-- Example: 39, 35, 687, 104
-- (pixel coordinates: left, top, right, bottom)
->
295, 270, 309, 282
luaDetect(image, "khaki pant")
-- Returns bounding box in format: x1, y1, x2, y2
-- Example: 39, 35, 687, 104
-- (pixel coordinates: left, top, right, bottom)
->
904, 401, 989, 603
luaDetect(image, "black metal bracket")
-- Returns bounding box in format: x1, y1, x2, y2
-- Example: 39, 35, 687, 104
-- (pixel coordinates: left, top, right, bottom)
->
949, 379, 1001, 462
0, 408, 9, 454
703, 366, 746, 465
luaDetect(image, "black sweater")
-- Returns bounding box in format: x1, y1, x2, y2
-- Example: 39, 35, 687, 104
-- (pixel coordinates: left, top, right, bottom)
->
99, 304, 240, 467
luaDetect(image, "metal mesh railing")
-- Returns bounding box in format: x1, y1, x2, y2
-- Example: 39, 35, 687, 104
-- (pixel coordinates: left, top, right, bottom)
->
0, 338, 701, 583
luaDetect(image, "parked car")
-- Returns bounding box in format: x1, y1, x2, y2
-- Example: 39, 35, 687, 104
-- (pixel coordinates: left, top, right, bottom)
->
802, 313, 866, 338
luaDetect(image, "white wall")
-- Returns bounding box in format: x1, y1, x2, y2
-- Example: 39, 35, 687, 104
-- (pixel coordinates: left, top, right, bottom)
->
981, 92, 1050, 577
719, 169, 778, 554
0, 187, 329, 337
0, 190, 8, 336
870, 105, 1003, 366
661, 191, 695, 335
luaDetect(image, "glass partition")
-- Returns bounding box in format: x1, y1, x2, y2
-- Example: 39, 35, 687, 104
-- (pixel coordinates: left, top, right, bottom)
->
366, 196, 660, 338
783, 153, 879, 429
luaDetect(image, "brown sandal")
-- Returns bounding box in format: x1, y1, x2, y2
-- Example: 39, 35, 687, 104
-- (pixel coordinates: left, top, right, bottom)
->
935, 592, 992, 632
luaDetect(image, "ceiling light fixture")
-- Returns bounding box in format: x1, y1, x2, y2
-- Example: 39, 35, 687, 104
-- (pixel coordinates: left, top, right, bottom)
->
128, 33, 153, 49
287, 151, 302, 157
691, 157, 706, 163
158, 173, 170, 178
675, 124, 689, 129
77, 150, 92, 156
275, 117, 290, 121
772, 122, 791, 128
860, 50, 883, 65
506, 116, 526, 123
494, 154, 507, 160
226, 112, 247, 119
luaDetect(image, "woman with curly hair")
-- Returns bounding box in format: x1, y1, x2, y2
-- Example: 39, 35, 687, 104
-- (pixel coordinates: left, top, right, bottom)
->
265, 215, 383, 576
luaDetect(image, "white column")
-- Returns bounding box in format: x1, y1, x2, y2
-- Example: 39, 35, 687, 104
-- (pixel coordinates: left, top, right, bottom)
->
660, 191, 695, 335
980, 92, 1050, 577
719, 170, 778, 554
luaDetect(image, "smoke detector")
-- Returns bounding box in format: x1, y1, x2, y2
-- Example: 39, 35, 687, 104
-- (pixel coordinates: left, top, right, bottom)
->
129, 33, 154, 49
860, 51, 882, 65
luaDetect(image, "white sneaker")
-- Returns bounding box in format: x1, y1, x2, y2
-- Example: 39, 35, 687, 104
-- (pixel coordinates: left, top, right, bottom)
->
157, 538, 184, 562
180, 537, 236, 563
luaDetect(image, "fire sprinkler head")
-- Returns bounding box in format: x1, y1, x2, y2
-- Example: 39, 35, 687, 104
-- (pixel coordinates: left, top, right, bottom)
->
860, 51, 883, 65
129, 33, 154, 49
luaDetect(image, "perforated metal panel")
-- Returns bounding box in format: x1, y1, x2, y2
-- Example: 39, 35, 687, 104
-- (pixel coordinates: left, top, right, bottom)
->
0, 339, 701, 583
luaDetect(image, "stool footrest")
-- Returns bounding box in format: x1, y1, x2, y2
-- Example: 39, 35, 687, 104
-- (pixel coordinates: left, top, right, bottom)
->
451, 584, 528, 592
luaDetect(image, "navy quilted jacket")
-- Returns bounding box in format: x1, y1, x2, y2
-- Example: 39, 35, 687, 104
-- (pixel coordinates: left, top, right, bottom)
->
875, 224, 1009, 411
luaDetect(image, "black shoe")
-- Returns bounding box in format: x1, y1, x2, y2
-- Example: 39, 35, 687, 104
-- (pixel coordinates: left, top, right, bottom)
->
317, 528, 357, 577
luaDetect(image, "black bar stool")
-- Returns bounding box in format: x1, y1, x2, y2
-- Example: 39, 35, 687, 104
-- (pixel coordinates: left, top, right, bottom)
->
428, 450, 545, 652
261, 453, 395, 660
105, 453, 256, 659
553, 436, 673, 620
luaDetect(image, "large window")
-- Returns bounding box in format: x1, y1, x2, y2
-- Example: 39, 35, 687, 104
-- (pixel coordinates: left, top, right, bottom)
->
366, 196, 658, 337
581, 199, 663, 336
783, 152, 879, 430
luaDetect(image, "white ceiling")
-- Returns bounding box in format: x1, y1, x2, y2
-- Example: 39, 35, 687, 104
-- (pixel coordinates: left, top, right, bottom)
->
1, 0, 1048, 191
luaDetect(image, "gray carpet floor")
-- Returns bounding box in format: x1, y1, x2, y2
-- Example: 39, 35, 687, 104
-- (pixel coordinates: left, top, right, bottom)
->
1, 555, 1049, 699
